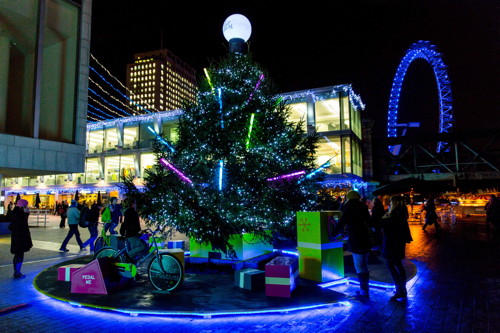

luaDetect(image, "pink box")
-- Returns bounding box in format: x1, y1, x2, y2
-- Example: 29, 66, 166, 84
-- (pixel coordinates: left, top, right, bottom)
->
57, 264, 85, 281
265, 256, 298, 297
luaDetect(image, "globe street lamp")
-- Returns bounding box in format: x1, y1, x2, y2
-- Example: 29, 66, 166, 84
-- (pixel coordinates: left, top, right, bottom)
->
223, 14, 252, 54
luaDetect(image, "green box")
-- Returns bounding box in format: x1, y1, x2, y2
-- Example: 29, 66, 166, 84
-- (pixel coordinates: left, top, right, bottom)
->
296, 211, 344, 282
189, 233, 273, 260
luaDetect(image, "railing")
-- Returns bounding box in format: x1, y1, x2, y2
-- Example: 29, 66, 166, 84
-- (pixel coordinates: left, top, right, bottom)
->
29, 209, 51, 227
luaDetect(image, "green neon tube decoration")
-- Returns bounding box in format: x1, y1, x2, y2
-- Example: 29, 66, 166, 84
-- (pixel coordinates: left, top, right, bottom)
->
245, 113, 255, 150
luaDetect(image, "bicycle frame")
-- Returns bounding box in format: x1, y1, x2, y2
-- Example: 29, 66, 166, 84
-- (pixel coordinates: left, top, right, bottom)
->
107, 229, 164, 271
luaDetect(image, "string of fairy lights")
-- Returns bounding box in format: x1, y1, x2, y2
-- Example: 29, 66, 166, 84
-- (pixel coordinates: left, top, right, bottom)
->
86, 54, 155, 122
86, 55, 368, 195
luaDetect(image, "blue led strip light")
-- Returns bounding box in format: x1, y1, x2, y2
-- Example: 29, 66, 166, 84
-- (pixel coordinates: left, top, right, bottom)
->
88, 87, 133, 116
90, 54, 157, 112
87, 109, 111, 120
88, 95, 129, 119
218, 160, 224, 191
387, 40, 453, 154
87, 103, 119, 120
90, 66, 152, 114
147, 126, 175, 153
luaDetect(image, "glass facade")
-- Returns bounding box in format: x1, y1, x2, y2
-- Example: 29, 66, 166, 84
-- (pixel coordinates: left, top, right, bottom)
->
2, 85, 365, 204
286, 89, 363, 178
0, 0, 80, 142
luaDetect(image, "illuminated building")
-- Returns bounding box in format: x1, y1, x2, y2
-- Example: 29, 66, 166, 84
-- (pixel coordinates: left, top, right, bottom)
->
126, 49, 196, 114
0, 0, 92, 213
1, 85, 368, 207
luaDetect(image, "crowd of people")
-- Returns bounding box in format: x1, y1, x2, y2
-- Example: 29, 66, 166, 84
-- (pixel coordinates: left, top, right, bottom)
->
6, 189, 497, 304
6, 196, 141, 279
334, 190, 413, 302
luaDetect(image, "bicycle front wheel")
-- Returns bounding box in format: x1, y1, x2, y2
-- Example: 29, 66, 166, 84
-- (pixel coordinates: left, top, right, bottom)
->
147, 254, 183, 291
93, 246, 126, 263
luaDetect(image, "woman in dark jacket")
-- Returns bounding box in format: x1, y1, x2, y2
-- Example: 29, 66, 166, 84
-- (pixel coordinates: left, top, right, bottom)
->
120, 198, 141, 238
381, 195, 413, 300
9, 199, 33, 278
336, 190, 373, 299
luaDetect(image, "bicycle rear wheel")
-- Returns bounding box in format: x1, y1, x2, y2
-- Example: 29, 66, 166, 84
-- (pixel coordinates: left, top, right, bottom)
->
93, 246, 126, 263
94, 237, 105, 253
147, 254, 183, 291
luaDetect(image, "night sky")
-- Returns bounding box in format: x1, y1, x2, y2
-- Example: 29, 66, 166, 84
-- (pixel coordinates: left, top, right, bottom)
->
90, 0, 499, 138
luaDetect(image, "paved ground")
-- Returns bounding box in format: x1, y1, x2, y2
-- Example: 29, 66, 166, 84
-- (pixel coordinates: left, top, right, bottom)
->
1, 214, 499, 332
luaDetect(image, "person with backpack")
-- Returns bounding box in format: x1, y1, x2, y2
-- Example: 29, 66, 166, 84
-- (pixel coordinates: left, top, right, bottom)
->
59, 200, 84, 252
103, 197, 122, 235
81, 203, 100, 251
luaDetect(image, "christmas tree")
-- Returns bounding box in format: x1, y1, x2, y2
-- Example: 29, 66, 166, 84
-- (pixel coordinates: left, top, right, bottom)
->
123, 53, 323, 258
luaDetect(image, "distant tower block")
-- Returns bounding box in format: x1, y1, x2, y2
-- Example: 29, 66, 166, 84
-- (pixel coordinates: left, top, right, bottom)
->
126, 49, 197, 114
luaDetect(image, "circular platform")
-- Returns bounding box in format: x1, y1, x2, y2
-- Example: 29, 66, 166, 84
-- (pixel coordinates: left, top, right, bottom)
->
34, 254, 416, 317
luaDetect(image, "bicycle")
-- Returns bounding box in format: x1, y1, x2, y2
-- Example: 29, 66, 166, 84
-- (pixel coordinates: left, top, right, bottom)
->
93, 222, 123, 253
93, 228, 183, 292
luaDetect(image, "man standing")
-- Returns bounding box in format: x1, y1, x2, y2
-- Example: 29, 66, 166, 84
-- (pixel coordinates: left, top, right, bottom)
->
59, 200, 84, 252
59, 200, 68, 228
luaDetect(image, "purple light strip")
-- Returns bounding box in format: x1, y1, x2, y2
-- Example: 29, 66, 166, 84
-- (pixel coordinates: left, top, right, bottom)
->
247, 74, 265, 103
267, 170, 306, 182
159, 158, 193, 184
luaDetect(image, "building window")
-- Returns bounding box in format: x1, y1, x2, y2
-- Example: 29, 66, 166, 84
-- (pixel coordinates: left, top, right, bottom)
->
85, 158, 101, 183
88, 129, 104, 154
315, 136, 342, 174
287, 102, 307, 133
315, 98, 340, 132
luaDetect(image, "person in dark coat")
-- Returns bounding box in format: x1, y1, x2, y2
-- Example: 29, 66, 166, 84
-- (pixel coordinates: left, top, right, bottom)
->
81, 203, 100, 251
335, 190, 373, 299
381, 195, 413, 300
485, 194, 500, 233
422, 197, 440, 231
9, 199, 33, 278
120, 198, 141, 238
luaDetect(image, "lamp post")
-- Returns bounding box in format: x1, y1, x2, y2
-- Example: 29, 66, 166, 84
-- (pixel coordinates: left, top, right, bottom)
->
223, 14, 252, 54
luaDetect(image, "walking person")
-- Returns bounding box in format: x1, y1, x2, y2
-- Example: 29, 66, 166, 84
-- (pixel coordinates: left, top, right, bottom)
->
59, 200, 84, 252
381, 195, 413, 301
81, 203, 101, 251
104, 197, 122, 235
335, 190, 374, 300
58, 200, 68, 228
422, 197, 440, 231
9, 199, 33, 278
